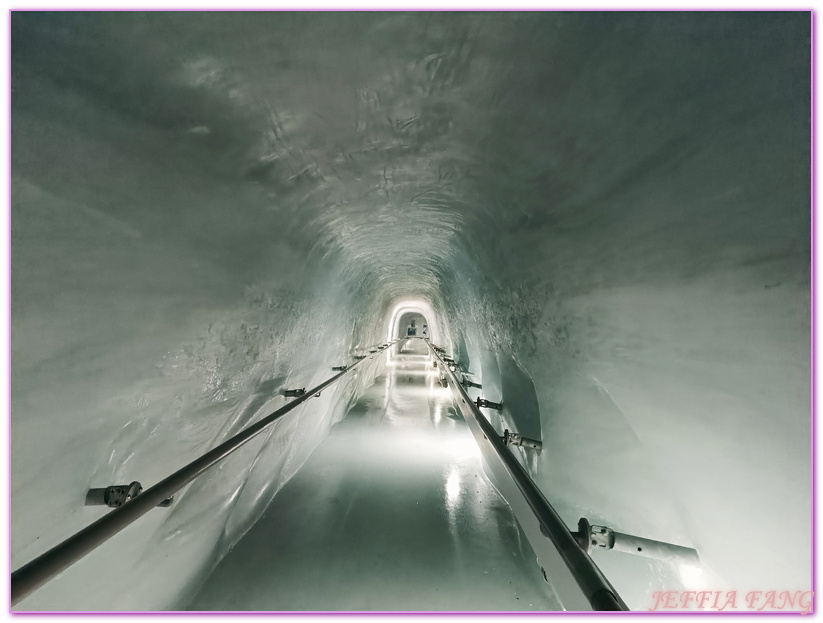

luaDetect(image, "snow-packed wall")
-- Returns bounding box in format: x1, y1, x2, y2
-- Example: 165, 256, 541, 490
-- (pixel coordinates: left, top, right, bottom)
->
11, 12, 810, 611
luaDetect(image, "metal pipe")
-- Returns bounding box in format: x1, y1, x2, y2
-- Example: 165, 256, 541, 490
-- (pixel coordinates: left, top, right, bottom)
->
11, 340, 399, 607
607, 528, 700, 567
502, 429, 542, 452
422, 339, 628, 611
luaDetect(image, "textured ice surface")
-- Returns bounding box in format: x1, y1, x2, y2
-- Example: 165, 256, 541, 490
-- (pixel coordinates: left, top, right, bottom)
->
11, 12, 810, 611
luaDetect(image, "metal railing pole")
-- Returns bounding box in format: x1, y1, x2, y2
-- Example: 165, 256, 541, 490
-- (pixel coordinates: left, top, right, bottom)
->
11, 340, 399, 607
423, 339, 628, 611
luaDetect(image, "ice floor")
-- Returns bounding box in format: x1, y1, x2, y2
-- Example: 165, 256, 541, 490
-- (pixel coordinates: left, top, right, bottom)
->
187, 341, 560, 611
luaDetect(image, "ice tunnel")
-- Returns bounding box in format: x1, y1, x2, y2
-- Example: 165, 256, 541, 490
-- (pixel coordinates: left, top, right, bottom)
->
10, 11, 812, 612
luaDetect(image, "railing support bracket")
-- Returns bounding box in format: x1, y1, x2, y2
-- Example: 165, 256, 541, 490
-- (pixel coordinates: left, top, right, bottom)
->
502, 429, 542, 452
475, 397, 502, 411
571, 517, 700, 566
423, 338, 627, 611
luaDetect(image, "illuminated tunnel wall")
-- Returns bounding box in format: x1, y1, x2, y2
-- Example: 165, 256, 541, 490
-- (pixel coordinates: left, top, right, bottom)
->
10, 12, 811, 611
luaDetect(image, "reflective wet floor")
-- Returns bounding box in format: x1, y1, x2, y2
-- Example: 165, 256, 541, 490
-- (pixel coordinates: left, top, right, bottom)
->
188, 340, 559, 611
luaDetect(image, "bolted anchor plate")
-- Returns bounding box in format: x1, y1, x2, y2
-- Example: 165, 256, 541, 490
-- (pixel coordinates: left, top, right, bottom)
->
502, 429, 542, 452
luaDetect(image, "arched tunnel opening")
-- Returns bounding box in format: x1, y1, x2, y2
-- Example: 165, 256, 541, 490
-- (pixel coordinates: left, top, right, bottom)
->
397, 311, 426, 338
9, 11, 812, 613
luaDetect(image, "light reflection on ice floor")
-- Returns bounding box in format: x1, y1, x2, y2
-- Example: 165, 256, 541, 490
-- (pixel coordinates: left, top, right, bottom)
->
188, 344, 560, 611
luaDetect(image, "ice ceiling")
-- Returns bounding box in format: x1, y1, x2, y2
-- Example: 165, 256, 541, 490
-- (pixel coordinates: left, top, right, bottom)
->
11, 12, 811, 610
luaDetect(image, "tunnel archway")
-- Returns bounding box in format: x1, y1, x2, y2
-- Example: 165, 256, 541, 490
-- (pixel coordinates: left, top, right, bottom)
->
385, 298, 444, 345
396, 311, 427, 339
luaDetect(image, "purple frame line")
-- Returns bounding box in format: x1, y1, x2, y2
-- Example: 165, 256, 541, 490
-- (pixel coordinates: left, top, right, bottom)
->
14, 612, 602, 616
5, 9, 817, 617
3, 7, 819, 11
812, 6, 817, 616
7, 5, 12, 616
11, 610, 815, 616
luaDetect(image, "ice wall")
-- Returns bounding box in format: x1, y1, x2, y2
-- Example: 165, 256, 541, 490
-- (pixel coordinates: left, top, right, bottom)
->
11, 12, 810, 611
436, 13, 812, 607
10, 13, 396, 609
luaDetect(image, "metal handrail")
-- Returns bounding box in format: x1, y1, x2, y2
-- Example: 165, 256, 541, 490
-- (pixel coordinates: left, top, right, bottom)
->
11, 340, 399, 607
424, 339, 628, 611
